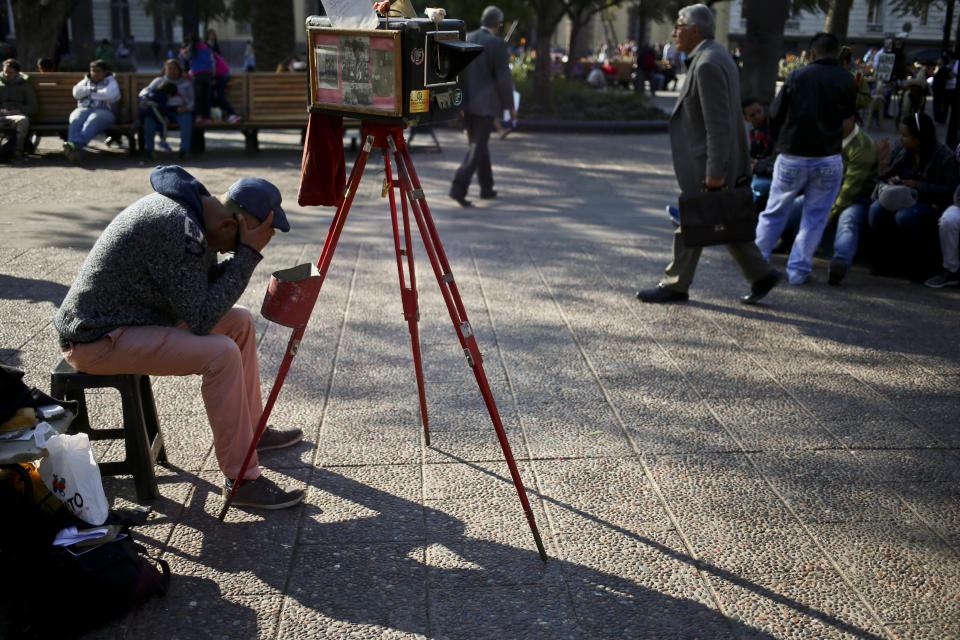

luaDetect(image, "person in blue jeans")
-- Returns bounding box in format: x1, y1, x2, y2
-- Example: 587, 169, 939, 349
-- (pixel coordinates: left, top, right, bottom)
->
781, 115, 880, 284
138, 59, 194, 160
64, 59, 121, 161
867, 112, 958, 280
754, 32, 856, 285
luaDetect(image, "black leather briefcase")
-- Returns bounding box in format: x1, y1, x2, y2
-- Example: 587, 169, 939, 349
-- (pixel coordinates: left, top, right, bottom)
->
678, 184, 757, 248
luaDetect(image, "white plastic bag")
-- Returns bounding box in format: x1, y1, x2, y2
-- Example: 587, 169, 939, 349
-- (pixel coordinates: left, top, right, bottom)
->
39, 433, 109, 525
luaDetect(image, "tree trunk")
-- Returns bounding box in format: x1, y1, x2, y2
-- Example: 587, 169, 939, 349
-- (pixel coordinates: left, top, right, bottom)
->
943, 0, 955, 55
179, 0, 199, 43
823, 0, 852, 40
531, 1, 563, 110
9, 0, 76, 70
71, 0, 96, 66
251, 0, 295, 72
740, 0, 789, 102
563, 15, 588, 78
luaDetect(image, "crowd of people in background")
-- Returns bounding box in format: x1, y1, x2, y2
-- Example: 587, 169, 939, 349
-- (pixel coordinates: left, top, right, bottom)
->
738, 42, 960, 290
571, 27, 959, 291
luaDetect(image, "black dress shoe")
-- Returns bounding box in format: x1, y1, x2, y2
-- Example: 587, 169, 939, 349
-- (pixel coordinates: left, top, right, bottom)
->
449, 193, 473, 208
741, 269, 781, 305
636, 285, 689, 303
479, 190, 498, 199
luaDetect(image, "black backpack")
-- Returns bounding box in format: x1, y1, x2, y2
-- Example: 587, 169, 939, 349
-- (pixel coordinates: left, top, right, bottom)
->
0, 464, 171, 639
0, 129, 16, 163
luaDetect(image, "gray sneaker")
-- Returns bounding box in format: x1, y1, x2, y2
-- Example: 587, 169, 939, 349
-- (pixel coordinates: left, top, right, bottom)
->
256, 427, 304, 452
924, 269, 960, 288
224, 475, 304, 510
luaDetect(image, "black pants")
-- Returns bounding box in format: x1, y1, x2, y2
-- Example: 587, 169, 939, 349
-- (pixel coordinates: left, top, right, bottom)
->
451, 114, 495, 198
193, 73, 212, 118
934, 88, 954, 124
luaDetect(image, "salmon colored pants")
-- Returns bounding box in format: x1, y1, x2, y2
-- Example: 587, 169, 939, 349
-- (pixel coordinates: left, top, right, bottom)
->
62, 306, 262, 481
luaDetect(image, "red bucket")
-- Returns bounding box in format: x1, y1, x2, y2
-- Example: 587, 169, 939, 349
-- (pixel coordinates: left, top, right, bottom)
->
260, 263, 322, 329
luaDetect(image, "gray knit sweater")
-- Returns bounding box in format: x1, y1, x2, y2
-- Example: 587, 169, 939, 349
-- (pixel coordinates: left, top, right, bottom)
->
55, 170, 262, 343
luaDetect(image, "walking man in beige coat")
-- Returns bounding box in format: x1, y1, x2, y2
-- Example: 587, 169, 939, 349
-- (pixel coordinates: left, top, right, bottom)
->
636, 4, 781, 305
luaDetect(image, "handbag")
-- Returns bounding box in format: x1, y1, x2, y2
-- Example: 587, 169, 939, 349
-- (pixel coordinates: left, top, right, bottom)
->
873, 182, 918, 210
39, 432, 109, 525
679, 180, 757, 248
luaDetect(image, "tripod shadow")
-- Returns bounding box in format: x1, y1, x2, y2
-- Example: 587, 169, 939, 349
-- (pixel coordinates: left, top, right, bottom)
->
107, 462, 882, 639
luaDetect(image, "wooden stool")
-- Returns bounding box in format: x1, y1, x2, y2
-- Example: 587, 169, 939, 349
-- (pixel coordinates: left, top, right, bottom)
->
50, 359, 167, 502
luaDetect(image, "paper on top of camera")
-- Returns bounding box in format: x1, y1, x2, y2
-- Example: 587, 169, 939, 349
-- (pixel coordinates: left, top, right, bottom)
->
320, 0, 379, 30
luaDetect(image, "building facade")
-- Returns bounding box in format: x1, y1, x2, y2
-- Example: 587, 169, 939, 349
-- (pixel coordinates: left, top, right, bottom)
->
726, 0, 947, 52
1, 0, 329, 71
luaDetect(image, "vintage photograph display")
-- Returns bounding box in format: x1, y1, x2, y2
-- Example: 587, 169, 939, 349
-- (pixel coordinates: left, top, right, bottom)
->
309, 28, 401, 118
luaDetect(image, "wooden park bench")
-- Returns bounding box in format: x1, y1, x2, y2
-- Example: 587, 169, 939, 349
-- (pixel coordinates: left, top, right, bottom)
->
27, 72, 138, 153
28, 71, 363, 155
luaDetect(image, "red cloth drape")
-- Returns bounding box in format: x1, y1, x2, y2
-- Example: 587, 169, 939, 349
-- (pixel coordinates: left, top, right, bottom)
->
298, 113, 346, 207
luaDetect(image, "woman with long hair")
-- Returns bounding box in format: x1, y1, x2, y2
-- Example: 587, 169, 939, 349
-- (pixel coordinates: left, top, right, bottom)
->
868, 112, 959, 278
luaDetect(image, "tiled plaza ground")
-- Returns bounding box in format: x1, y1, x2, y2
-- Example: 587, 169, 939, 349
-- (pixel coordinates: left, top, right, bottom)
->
1, 120, 958, 639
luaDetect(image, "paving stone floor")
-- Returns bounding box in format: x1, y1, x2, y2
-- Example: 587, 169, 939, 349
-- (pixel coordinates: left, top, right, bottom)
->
1, 125, 958, 639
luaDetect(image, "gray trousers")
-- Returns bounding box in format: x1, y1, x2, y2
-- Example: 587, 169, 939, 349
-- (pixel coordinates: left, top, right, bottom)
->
661, 226, 771, 292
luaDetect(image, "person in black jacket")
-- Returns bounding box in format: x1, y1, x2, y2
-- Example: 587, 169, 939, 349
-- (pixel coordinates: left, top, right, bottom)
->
449, 5, 516, 208
754, 32, 857, 286
867, 112, 959, 279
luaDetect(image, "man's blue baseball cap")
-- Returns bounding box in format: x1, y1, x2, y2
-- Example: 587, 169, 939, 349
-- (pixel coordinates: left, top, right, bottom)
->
226, 177, 290, 232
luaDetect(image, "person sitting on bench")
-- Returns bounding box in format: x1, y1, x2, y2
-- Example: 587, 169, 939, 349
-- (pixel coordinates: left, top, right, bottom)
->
139, 58, 194, 159
64, 59, 121, 161
0, 58, 37, 161
54, 166, 305, 510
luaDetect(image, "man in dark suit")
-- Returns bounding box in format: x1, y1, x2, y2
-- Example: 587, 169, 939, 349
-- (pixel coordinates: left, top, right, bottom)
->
449, 5, 516, 208
636, 3, 780, 304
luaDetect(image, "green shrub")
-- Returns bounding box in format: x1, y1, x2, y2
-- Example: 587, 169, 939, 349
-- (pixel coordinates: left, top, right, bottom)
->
512, 63, 666, 121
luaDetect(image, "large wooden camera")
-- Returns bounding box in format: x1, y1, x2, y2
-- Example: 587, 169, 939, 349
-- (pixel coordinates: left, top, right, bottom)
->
305, 15, 483, 125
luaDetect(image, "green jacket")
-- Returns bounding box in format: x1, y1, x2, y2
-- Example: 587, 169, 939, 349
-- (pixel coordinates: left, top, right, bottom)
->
830, 126, 878, 220
0, 73, 37, 116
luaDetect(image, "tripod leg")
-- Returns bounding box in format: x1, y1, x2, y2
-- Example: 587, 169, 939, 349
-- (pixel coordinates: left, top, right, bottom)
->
387, 133, 548, 561
315, 134, 376, 280
384, 149, 431, 446
219, 134, 376, 522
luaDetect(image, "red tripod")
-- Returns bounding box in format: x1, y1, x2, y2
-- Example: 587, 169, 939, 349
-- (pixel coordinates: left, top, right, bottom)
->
219, 122, 547, 562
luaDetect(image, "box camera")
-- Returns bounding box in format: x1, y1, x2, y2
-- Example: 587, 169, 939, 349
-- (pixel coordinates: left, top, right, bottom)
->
305, 15, 483, 125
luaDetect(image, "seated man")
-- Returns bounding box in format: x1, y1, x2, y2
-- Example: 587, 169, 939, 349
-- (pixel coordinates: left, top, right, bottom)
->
54, 166, 304, 510
65, 59, 121, 161
742, 97, 776, 208
0, 58, 37, 159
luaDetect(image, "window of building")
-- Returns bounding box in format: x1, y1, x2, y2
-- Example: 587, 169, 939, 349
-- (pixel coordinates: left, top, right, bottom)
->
867, 0, 884, 24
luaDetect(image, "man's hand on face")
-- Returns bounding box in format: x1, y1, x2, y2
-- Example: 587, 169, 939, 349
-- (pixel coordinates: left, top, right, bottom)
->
237, 211, 276, 253
704, 175, 726, 190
